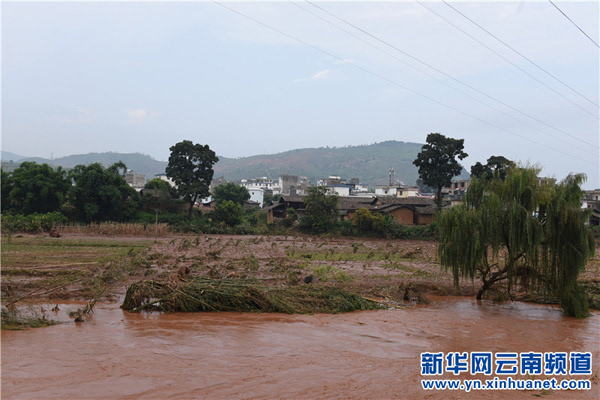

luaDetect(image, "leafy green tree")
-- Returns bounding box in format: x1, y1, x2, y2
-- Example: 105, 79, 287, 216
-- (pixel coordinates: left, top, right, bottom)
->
300, 186, 339, 234
68, 162, 139, 222
471, 155, 515, 182
141, 178, 181, 213
166, 141, 219, 220
213, 200, 244, 227
413, 133, 468, 210
3, 162, 70, 214
438, 167, 594, 317
213, 182, 250, 206
144, 178, 178, 198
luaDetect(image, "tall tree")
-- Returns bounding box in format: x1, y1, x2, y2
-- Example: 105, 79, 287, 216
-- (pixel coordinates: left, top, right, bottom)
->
166, 141, 219, 220
438, 167, 594, 318
413, 133, 468, 210
68, 162, 139, 222
470, 155, 515, 182
213, 182, 250, 206
3, 162, 70, 214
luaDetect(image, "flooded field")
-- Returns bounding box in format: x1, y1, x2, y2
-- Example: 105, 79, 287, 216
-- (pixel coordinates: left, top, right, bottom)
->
2, 234, 599, 398
2, 297, 598, 399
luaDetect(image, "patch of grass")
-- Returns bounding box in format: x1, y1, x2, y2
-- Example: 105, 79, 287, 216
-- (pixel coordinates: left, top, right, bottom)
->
240, 255, 260, 271
366, 274, 392, 281
311, 264, 354, 283
382, 262, 432, 277
285, 248, 418, 263
177, 237, 192, 250
58, 222, 171, 237
1, 237, 152, 270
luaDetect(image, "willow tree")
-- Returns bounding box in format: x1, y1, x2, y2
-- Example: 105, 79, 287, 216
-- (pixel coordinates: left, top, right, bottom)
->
438, 166, 594, 318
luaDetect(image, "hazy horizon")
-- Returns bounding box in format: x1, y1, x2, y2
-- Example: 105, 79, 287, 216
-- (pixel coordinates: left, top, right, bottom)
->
3, 1, 598, 188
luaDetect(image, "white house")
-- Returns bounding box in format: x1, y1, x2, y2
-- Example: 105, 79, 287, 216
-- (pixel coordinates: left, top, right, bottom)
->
248, 188, 265, 208
398, 187, 421, 198
240, 177, 280, 193
352, 183, 369, 194
375, 185, 400, 196
328, 184, 352, 197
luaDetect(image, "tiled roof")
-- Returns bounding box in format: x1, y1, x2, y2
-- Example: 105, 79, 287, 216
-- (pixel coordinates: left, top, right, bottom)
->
338, 197, 379, 210
378, 197, 435, 206
279, 195, 306, 203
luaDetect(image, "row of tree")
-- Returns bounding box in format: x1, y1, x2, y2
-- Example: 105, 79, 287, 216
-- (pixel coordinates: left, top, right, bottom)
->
2, 161, 139, 222
0, 140, 261, 228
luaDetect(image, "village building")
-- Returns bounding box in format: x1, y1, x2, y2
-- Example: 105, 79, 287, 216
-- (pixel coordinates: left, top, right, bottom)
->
266, 194, 440, 226
446, 179, 471, 196
375, 185, 421, 198
278, 174, 298, 195
328, 184, 353, 197
125, 170, 145, 191
240, 177, 279, 193
248, 188, 264, 208
265, 194, 306, 223
583, 189, 600, 226
317, 175, 346, 187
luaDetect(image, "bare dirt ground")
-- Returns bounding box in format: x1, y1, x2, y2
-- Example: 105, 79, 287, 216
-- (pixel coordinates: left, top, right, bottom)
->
2, 232, 599, 308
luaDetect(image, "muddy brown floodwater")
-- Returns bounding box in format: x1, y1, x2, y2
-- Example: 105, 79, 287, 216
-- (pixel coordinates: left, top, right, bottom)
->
2, 297, 598, 400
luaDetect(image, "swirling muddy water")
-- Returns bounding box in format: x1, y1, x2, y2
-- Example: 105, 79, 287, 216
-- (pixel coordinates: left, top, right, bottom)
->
2, 297, 598, 399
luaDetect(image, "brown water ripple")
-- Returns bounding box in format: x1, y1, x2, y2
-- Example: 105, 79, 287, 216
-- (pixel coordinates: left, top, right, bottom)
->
2, 297, 598, 399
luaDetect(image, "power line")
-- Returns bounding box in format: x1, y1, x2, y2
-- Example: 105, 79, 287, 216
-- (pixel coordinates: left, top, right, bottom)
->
303, 0, 598, 150
415, 0, 598, 120
209, 1, 597, 166
443, 0, 599, 109
548, 0, 600, 49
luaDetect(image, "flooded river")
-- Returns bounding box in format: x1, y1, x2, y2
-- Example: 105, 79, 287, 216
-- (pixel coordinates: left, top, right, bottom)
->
2, 297, 598, 399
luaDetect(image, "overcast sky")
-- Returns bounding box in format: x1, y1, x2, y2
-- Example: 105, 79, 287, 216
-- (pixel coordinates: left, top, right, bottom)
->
2, 1, 599, 188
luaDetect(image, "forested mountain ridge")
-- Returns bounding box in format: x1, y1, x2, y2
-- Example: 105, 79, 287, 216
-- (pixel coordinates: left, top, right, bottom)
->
2, 141, 469, 186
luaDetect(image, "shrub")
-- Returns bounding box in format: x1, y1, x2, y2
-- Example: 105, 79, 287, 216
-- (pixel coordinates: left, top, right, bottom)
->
213, 200, 244, 227
354, 208, 385, 232
1, 212, 68, 233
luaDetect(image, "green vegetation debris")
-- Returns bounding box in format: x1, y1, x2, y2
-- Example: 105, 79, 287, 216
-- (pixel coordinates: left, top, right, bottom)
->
122, 277, 378, 314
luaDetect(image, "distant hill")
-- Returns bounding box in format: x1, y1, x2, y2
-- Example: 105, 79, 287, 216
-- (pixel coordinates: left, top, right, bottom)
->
1, 141, 469, 186
1, 152, 168, 178
1, 151, 27, 162
214, 141, 469, 186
